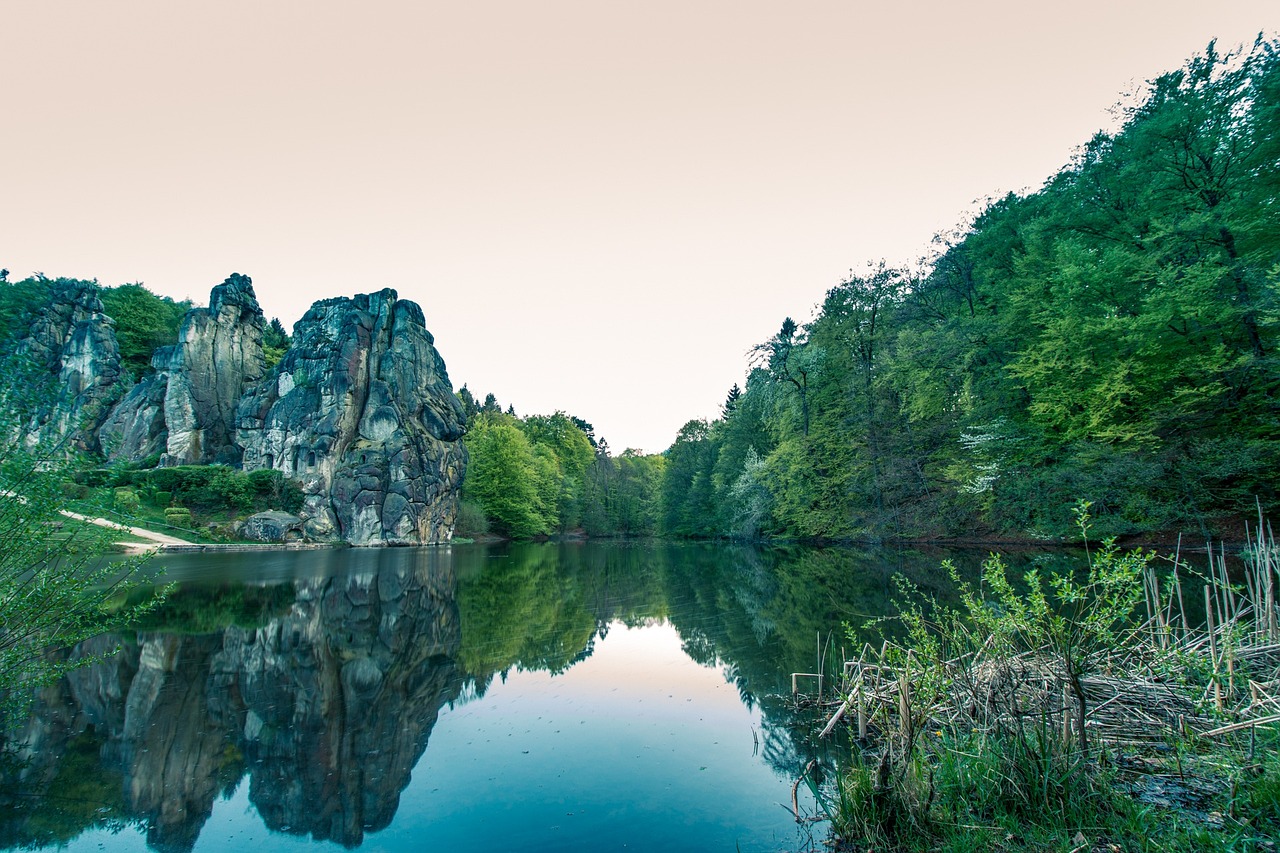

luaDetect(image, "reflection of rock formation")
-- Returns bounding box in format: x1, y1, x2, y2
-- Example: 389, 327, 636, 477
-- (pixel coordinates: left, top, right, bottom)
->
3, 553, 461, 852
234, 552, 460, 845
235, 290, 467, 545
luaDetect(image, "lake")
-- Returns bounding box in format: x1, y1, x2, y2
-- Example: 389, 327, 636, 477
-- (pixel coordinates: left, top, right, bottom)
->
1, 541, 1061, 853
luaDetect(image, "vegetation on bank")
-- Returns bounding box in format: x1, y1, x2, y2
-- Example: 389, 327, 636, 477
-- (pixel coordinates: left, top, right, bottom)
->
455, 390, 665, 539
660, 39, 1280, 544
74, 463, 306, 541
0, 359, 166, 732
814, 510, 1280, 851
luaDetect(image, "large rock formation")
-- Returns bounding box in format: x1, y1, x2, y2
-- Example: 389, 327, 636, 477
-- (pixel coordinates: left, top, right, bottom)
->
236, 290, 467, 545
12, 273, 466, 546
100, 274, 265, 466
15, 281, 123, 453
1, 554, 463, 851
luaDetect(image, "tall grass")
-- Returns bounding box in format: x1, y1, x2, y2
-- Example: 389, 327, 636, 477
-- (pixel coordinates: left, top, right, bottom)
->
821, 508, 1280, 851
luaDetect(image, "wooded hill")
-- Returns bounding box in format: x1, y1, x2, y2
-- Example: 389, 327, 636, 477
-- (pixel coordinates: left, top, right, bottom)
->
662, 40, 1280, 542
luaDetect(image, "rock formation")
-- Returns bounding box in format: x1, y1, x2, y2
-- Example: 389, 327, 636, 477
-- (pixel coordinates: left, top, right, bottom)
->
15, 281, 123, 453
235, 289, 467, 545
100, 274, 266, 466
11, 273, 466, 546
239, 510, 304, 542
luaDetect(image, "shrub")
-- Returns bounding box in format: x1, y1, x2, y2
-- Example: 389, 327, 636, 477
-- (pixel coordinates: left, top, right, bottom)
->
113, 488, 140, 516
163, 507, 193, 527
454, 500, 490, 537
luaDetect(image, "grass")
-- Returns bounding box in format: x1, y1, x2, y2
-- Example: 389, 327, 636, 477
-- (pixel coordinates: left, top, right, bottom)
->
819, 508, 1280, 852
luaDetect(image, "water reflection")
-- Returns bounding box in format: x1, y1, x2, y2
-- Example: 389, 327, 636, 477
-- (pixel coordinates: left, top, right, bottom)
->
1, 542, 1070, 852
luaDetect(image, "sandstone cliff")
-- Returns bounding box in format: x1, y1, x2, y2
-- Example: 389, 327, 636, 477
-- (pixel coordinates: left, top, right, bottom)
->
12, 274, 466, 546
15, 281, 122, 453
235, 290, 467, 545
100, 274, 265, 466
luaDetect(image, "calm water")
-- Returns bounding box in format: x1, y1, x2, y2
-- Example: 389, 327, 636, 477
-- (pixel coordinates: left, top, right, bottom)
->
1, 541, 1060, 853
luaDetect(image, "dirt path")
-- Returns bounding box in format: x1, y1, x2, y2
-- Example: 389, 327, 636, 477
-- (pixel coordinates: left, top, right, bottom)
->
58, 509, 195, 547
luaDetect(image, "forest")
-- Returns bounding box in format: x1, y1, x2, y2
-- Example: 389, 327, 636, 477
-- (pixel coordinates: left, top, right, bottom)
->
659, 39, 1280, 542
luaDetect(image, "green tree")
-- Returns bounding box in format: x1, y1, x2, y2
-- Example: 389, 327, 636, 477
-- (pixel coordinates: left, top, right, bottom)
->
99, 283, 191, 376
462, 413, 553, 537
262, 317, 290, 369
0, 357, 163, 732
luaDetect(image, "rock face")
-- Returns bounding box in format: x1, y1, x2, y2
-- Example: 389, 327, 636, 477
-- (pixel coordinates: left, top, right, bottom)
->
240, 510, 304, 542
236, 290, 467, 545
13, 273, 466, 546
16, 281, 123, 452
1, 555, 463, 851
100, 274, 266, 466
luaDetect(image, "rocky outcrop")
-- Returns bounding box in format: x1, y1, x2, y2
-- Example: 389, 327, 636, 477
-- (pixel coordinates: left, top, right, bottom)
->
1, 555, 462, 852
97, 348, 170, 462
162, 275, 266, 465
235, 290, 467, 545
15, 281, 123, 453
101, 274, 265, 466
239, 510, 304, 542
13, 273, 466, 546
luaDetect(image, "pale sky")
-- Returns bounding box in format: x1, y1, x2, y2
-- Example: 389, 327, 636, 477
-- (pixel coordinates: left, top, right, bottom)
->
3, 2, 1277, 453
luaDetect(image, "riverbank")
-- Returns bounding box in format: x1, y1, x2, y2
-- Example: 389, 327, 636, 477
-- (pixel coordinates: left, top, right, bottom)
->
816, 519, 1280, 851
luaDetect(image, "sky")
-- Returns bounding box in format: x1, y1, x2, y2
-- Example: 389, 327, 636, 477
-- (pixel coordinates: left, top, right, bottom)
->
3, 1, 1277, 453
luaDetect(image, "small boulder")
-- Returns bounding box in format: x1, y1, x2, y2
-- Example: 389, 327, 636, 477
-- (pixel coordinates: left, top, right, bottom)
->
241, 511, 304, 543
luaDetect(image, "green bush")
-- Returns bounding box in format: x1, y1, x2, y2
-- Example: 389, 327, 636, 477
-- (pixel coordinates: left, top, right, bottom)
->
163, 507, 193, 527
119, 465, 305, 516
113, 488, 140, 515
60, 482, 90, 501
454, 500, 490, 537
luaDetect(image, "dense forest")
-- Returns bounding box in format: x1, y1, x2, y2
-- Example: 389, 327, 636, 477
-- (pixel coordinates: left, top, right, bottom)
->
661, 40, 1280, 542
453, 388, 665, 539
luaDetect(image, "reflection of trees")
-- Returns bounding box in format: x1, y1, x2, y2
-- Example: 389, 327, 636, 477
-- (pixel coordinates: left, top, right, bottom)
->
454, 542, 669, 694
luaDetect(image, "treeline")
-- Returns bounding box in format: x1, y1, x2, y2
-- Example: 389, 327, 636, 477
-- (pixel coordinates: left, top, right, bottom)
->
455, 387, 665, 538
661, 40, 1280, 541
0, 271, 292, 374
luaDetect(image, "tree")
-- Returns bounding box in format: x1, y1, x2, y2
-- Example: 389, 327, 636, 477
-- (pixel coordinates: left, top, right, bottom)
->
99, 283, 191, 376
461, 413, 552, 537
0, 356, 164, 733
262, 317, 291, 369
752, 318, 814, 436
456, 385, 479, 420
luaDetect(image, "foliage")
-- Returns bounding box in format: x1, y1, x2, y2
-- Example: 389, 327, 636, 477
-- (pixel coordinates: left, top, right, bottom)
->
460, 405, 664, 539
0, 275, 54, 344
953, 503, 1149, 751
828, 514, 1280, 851
658, 39, 1280, 542
262, 316, 290, 369
98, 283, 190, 376
0, 356, 165, 733
116, 465, 303, 516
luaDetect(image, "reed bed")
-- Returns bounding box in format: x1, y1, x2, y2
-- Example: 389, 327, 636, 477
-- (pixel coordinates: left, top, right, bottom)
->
800, 512, 1280, 850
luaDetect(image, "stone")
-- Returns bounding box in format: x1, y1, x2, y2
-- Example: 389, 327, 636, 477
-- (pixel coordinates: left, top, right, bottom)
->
101, 273, 266, 466
235, 289, 467, 545
15, 280, 123, 453
240, 511, 304, 542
